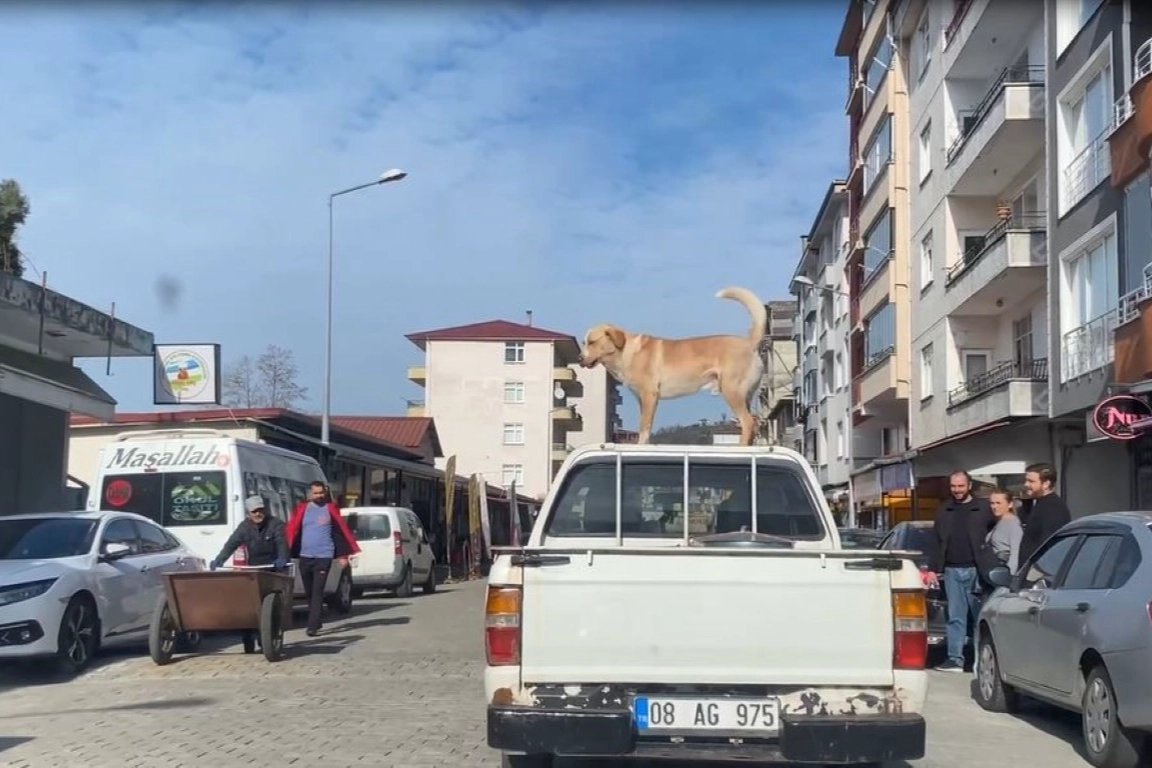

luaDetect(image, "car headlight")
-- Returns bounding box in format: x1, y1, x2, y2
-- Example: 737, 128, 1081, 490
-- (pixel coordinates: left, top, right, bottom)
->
0, 579, 58, 607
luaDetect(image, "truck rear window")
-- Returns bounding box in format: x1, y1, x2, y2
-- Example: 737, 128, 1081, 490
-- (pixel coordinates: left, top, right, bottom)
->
101, 472, 228, 528
545, 458, 824, 540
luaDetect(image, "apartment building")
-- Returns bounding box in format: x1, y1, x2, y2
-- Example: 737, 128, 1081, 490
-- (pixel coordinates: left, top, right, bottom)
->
837, 0, 915, 523
405, 319, 620, 499
790, 181, 857, 513
758, 300, 799, 443
889, 0, 1052, 497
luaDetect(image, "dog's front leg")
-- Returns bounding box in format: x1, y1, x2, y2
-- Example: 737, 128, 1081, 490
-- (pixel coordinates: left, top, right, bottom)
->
637, 391, 658, 444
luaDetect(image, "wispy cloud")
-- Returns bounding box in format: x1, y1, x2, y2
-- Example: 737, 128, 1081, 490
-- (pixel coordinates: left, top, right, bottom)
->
0, 1, 847, 426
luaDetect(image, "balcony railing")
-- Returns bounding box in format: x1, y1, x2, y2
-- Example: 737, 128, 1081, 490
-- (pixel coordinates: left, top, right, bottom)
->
1118, 262, 1152, 326
862, 345, 895, 373
1062, 129, 1112, 211
1061, 309, 1118, 381
945, 211, 1046, 285
946, 66, 1046, 165
944, 0, 975, 47
1110, 37, 1152, 136
947, 358, 1048, 408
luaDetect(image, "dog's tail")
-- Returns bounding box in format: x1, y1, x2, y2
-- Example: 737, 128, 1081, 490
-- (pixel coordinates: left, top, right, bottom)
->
716, 287, 768, 344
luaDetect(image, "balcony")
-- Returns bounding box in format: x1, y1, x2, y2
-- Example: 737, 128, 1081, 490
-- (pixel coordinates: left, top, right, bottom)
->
1062, 129, 1112, 214
857, 347, 898, 409
551, 406, 579, 422
944, 212, 1047, 315
551, 443, 573, 462
405, 399, 426, 417
1107, 38, 1152, 189
946, 67, 1045, 196
1114, 264, 1152, 384
552, 366, 576, 382
407, 366, 426, 385
946, 358, 1048, 432
944, 0, 1042, 79
1062, 310, 1117, 382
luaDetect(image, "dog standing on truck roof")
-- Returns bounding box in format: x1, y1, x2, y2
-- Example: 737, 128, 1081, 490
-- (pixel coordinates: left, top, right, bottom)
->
578, 287, 767, 446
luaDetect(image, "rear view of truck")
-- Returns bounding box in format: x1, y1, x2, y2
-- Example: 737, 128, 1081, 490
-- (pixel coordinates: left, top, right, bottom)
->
484, 444, 928, 767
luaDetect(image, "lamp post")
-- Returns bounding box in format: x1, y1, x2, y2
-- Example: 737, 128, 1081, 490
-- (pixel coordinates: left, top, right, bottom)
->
321, 168, 408, 446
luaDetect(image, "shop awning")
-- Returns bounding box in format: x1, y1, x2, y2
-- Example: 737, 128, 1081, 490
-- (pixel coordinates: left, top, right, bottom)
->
0, 345, 116, 420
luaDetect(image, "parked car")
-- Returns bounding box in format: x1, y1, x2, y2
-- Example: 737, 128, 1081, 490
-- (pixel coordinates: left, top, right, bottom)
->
343, 507, 436, 598
879, 521, 948, 651
0, 510, 206, 674
485, 444, 929, 767
975, 512, 1152, 768
837, 527, 886, 549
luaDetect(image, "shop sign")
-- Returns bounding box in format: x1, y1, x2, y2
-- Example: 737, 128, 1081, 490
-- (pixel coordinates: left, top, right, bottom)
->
1092, 395, 1152, 441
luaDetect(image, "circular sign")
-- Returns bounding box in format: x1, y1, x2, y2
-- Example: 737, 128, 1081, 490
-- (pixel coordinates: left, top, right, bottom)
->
104, 479, 133, 508
1092, 395, 1152, 441
160, 348, 210, 402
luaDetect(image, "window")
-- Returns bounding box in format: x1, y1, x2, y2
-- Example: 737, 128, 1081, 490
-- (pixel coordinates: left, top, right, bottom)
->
919, 231, 934, 289
918, 122, 932, 184
1060, 220, 1119, 380
914, 9, 932, 79
1058, 44, 1112, 213
345, 512, 392, 541
101, 471, 228, 528
1060, 535, 1121, 589
503, 380, 525, 404
1056, 0, 1106, 55
880, 427, 900, 456
962, 351, 991, 382
863, 33, 893, 111
863, 209, 893, 282
101, 518, 141, 555
920, 344, 934, 400
1020, 535, 1078, 589
135, 520, 178, 553
819, 418, 828, 465
863, 117, 893, 197
864, 303, 896, 367
504, 342, 525, 364
502, 423, 524, 445
834, 352, 845, 390
836, 420, 845, 459
1013, 314, 1033, 368
0, 517, 98, 560
501, 464, 525, 487
544, 458, 825, 540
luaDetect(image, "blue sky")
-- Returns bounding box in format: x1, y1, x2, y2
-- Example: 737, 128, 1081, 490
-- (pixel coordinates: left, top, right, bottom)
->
0, 1, 847, 429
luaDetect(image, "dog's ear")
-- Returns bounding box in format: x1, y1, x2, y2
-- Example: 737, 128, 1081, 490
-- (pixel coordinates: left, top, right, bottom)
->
606, 326, 626, 349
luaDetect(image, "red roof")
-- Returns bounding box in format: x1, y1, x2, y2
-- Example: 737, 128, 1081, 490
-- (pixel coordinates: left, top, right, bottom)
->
406, 319, 576, 349
331, 416, 442, 458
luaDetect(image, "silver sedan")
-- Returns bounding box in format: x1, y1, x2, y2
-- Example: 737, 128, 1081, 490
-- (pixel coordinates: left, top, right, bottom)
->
974, 512, 1152, 768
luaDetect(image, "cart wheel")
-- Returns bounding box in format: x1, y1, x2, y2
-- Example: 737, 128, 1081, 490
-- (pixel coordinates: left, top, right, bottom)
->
148, 596, 177, 666
175, 631, 202, 653
260, 592, 284, 662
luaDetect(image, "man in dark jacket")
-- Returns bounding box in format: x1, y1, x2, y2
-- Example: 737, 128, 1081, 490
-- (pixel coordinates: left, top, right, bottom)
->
1018, 462, 1072, 566
929, 471, 995, 673
211, 496, 289, 570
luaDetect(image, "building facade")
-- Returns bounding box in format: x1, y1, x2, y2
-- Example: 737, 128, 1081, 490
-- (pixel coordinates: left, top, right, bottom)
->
405, 319, 620, 499
758, 299, 799, 443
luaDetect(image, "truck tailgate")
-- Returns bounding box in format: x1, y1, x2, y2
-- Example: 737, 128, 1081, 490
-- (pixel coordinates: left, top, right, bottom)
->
520, 550, 897, 687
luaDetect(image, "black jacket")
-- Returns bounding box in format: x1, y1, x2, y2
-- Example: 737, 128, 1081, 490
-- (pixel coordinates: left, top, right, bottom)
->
213, 516, 289, 567
931, 496, 995, 573
1018, 493, 1072, 567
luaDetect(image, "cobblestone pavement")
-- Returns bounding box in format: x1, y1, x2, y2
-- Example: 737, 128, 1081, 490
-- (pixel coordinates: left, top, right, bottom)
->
0, 580, 1090, 767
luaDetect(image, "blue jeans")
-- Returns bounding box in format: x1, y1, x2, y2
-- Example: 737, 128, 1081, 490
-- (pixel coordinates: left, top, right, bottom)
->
943, 566, 981, 666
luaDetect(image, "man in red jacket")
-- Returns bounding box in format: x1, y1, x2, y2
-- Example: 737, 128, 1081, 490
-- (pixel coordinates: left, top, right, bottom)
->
287, 481, 361, 636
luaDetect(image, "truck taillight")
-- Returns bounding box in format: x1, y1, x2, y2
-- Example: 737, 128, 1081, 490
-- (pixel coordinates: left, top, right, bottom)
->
485, 586, 522, 666
892, 590, 928, 670
393, 531, 403, 556
233, 546, 248, 566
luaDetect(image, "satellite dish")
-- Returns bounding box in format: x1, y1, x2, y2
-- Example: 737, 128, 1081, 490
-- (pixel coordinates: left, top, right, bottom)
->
554, 384, 566, 400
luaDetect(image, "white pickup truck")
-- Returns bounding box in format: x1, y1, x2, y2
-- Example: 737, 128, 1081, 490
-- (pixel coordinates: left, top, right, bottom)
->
483, 444, 929, 767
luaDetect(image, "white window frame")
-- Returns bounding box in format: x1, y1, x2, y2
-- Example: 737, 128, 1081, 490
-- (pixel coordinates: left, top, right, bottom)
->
501, 464, 524, 487
1056, 36, 1113, 216
834, 352, 845, 390
918, 121, 932, 185
920, 343, 934, 401
504, 341, 525, 365
1056, 0, 1106, 56
862, 116, 892, 197
1058, 212, 1119, 381
835, 420, 845, 459
502, 422, 525, 445
919, 231, 934, 290
503, 380, 525, 404
915, 8, 932, 79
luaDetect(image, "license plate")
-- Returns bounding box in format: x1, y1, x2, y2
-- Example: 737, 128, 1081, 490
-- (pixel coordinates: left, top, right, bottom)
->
633, 696, 780, 732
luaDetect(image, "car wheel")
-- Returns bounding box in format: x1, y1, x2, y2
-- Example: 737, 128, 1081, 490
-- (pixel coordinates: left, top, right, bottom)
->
55, 595, 99, 676
148, 596, 178, 666
1083, 664, 1147, 768
422, 566, 437, 595
395, 564, 414, 598
325, 569, 353, 614
501, 754, 553, 768
975, 633, 1018, 714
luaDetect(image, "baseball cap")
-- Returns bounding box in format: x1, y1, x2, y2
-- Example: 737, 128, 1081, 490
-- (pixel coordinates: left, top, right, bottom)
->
244, 496, 266, 514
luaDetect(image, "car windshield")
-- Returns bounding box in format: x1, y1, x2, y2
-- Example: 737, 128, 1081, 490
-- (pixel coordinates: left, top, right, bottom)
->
0, 517, 99, 560
903, 526, 937, 567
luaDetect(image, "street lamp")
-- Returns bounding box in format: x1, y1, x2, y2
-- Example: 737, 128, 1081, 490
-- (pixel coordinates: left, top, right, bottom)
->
791, 274, 851, 297
322, 169, 408, 446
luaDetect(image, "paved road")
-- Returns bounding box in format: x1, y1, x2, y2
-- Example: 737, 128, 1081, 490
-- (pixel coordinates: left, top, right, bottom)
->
0, 580, 1090, 767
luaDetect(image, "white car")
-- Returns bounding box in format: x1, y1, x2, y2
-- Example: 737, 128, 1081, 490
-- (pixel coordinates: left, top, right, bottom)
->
0, 510, 206, 674
342, 507, 436, 597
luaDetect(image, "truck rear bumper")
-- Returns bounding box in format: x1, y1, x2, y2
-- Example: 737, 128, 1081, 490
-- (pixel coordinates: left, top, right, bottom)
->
488, 704, 926, 764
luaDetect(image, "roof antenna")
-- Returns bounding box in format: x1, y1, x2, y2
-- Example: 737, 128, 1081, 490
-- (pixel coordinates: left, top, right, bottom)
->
526, 310, 533, 327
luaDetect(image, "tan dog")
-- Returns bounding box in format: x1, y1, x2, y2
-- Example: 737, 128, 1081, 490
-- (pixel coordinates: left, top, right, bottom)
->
579, 287, 767, 445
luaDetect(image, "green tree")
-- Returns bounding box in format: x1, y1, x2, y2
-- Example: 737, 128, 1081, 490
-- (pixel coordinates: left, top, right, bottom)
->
0, 179, 30, 278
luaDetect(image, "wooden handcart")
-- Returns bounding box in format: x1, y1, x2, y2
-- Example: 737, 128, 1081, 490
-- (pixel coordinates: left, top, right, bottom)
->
148, 566, 295, 664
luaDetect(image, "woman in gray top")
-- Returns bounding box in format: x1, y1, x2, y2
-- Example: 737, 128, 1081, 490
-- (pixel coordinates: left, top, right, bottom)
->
987, 489, 1024, 574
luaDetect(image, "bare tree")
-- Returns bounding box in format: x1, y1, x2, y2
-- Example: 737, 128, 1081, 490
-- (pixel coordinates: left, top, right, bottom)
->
221, 345, 308, 409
